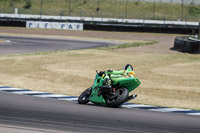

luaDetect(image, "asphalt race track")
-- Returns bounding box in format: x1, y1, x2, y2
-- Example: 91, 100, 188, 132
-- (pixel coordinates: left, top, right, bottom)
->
0, 35, 113, 55
1, 91, 200, 133
0, 36, 200, 132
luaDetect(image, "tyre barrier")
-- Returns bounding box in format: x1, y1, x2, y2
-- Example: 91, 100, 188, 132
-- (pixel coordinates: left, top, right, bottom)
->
173, 36, 200, 53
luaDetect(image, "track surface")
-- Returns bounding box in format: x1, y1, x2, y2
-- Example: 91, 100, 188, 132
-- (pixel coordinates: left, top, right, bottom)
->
0, 35, 200, 132
0, 91, 200, 133
0, 35, 113, 55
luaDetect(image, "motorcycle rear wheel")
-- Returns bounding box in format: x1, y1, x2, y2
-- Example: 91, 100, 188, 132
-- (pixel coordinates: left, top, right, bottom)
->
78, 88, 91, 104
106, 87, 129, 107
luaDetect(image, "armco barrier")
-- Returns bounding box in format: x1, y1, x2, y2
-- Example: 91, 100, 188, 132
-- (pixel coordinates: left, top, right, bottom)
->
0, 13, 199, 34
26, 21, 83, 30
0, 19, 198, 34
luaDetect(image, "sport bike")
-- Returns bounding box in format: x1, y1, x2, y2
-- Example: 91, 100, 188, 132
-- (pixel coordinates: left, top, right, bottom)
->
78, 67, 141, 107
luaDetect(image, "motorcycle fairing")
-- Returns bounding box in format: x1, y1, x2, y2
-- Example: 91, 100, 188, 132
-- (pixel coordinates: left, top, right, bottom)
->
89, 75, 106, 104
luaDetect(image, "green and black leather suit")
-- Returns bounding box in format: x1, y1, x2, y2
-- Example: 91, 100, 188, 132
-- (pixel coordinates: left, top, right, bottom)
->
100, 64, 135, 89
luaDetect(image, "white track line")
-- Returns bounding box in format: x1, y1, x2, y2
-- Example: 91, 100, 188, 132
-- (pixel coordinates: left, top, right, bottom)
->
0, 87, 23, 91
57, 97, 78, 101
187, 113, 200, 116
149, 108, 191, 112
12, 91, 47, 95
34, 94, 69, 98
121, 104, 156, 108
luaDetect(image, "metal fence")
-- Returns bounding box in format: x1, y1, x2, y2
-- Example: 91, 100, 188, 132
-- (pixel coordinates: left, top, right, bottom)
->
0, 0, 200, 22
131, 0, 200, 5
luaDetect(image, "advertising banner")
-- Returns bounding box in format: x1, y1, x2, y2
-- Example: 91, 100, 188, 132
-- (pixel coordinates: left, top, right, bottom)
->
26, 21, 83, 30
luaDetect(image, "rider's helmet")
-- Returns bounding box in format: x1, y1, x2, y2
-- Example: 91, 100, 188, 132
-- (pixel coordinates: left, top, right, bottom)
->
123, 64, 133, 71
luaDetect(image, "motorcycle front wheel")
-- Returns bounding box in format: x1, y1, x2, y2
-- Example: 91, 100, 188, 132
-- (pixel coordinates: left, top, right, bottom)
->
106, 87, 129, 107
78, 88, 91, 104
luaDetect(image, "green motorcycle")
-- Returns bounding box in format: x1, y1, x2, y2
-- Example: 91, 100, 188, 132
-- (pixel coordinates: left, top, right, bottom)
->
78, 64, 141, 107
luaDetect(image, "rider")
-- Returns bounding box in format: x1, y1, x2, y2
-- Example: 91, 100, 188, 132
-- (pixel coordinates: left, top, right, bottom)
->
99, 64, 135, 89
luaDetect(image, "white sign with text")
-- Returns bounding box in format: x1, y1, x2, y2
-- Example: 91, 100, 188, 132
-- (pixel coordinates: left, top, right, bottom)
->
26, 21, 83, 30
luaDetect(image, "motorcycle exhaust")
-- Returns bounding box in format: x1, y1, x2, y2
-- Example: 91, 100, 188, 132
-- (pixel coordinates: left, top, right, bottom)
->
126, 94, 137, 102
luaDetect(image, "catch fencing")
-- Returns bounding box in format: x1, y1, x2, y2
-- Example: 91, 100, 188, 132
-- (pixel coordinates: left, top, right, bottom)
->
0, 0, 200, 22
130, 0, 200, 5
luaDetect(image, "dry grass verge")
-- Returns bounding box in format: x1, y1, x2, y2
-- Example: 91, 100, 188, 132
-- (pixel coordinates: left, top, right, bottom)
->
0, 48, 199, 110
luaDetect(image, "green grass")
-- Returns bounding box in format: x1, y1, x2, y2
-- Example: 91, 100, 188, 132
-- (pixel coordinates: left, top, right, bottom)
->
0, 0, 200, 21
96, 41, 157, 50
112, 41, 157, 49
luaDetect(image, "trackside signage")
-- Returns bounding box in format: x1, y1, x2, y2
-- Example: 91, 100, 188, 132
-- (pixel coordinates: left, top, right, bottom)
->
26, 21, 83, 30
